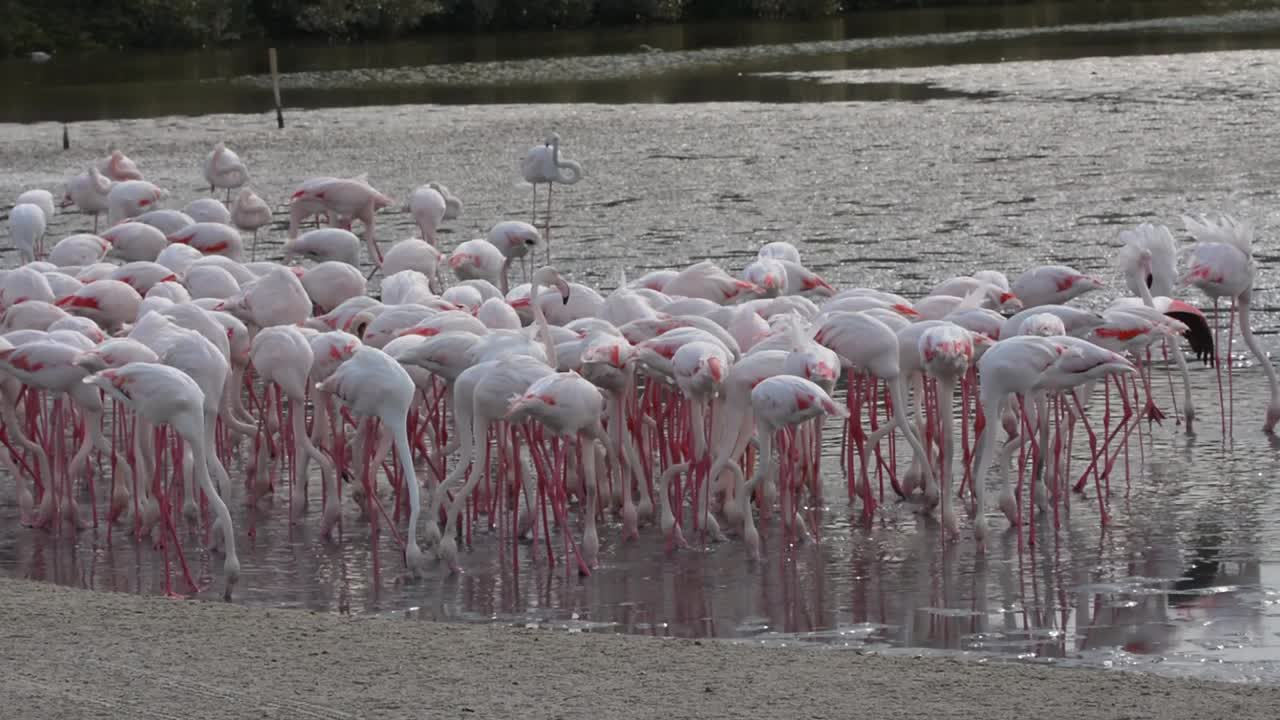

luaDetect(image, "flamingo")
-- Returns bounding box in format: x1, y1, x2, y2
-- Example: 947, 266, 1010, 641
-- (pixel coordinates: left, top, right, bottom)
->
106, 179, 168, 225
204, 142, 250, 201
9, 203, 47, 263
97, 149, 143, 181
407, 185, 448, 246
16, 189, 56, 223
54, 279, 142, 332
741, 375, 847, 559
135, 209, 195, 237
427, 353, 554, 571
448, 239, 506, 290
300, 262, 368, 315
230, 189, 273, 261
48, 233, 110, 267
521, 131, 582, 264
61, 166, 112, 231
380, 238, 444, 287
486, 221, 542, 292
918, 322, 975, 539
1010, 265, 1105, 308
317, 346, 425, 571
101, 221, 169, 263
288, 177, 391, 266
284, 228, 360, 267
1181, 213, 1280, 436
167, 222, 244, 260
85, 362, 241, 599
183, 198, 231, 225
506, 370, 614, 569
250, 326, 335, 525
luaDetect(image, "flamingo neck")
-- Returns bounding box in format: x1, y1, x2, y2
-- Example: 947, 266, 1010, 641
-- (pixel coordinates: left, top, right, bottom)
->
532, 281, 557, 368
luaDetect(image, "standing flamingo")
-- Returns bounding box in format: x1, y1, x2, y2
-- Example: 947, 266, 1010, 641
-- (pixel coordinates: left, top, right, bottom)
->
506, 370, 613, 570
521, 131, 582, 264
741, 375, 846, 559
317, 346, 425, 571
204, 142, 250, 201
1181, 213, 1280, 436
61, 166, 112, 231
85, 362, 241, 599
231, 189, 273, 261
10, 203, 47, 263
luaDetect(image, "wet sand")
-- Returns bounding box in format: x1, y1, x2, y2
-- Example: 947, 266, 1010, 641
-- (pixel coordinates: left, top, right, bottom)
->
3, 576, 1279, 719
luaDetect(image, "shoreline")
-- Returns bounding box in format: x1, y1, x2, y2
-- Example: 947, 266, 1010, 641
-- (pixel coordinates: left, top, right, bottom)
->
3, 577, 1280, 719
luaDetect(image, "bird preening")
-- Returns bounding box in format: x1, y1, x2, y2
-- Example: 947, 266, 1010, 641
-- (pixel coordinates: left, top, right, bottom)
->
0, 129, 1273, 604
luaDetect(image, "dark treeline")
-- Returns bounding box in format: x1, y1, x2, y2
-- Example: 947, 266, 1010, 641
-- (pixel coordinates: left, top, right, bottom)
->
1, 0, 1004, 56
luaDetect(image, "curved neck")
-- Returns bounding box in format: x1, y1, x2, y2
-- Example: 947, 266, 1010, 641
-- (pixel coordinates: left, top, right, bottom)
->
1136, 269, 1156, 308
1236, 294, 1279, 400
531, 281, 557, 368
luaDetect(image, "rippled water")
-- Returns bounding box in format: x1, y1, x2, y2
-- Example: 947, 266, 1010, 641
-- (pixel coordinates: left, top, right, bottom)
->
3, 0, 1280, 686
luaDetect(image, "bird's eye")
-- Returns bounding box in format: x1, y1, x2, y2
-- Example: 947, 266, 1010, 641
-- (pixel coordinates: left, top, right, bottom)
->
525, 238, 536, 246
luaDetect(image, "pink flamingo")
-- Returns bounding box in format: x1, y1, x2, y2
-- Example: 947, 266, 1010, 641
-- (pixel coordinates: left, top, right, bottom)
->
231, 189, 272, 261
521, 131, 582, 264
85, 362, 241, 599
204, 142, 249, 201
61, 167, 112, 232
506, 370, 613, 570
741, 375, 846, 559
318, 346, 425, 571
1181, 213, 1280, 436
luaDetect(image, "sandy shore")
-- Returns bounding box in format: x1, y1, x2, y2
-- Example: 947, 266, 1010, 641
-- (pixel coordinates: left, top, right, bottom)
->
1, 577, 1277, 719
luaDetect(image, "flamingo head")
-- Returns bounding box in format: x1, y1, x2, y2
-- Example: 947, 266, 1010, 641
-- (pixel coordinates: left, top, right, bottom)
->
533, 266, 571, 305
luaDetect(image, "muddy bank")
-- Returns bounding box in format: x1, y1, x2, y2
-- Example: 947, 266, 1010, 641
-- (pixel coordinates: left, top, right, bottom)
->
1, 577, 1277, 719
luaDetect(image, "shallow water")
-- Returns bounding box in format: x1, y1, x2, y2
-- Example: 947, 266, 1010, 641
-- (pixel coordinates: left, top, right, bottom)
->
3, 1, 1280, 686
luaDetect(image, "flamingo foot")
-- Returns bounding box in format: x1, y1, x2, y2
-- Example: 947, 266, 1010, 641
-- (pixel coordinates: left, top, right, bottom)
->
1143, 401, 1166, 424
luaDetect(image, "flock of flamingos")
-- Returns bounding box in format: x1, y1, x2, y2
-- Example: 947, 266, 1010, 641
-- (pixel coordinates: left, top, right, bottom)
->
0, 133, 1274, 602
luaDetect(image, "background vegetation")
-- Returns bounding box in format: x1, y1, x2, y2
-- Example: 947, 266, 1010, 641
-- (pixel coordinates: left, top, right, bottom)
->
0, 0, 1006, 56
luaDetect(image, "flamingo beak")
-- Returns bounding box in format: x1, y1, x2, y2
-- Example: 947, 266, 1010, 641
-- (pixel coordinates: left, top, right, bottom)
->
556, 278, 571, 305
707, 356, 724, 383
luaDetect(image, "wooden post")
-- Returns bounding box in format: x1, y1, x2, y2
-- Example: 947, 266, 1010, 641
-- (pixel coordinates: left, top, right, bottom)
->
61, 123, 69, 150
269, 48, 284, 129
